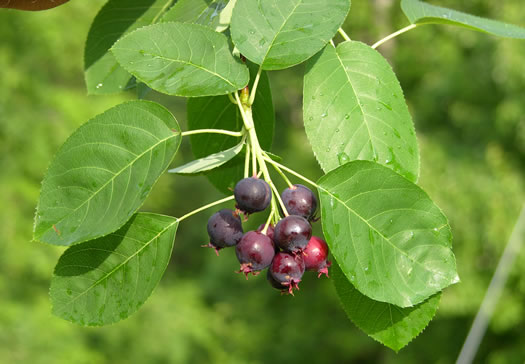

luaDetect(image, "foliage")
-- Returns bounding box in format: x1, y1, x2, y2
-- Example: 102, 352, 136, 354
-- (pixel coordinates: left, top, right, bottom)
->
26, 0, 525, 351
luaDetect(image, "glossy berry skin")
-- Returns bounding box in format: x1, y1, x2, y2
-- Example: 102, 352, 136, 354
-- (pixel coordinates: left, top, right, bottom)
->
236, 231, 275, 278
304, 236, 332, 278
205, 209, 243, 255
274, 215, 312, 254
269, 252, 305, 295
281, 184, 318, 220
234, 177, 272, 213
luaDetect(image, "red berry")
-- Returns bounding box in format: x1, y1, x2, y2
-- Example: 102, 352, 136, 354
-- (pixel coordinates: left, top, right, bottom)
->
304, 236, 331, 278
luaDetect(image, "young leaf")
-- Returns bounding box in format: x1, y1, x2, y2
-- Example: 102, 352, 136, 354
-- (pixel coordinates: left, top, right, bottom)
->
304, 42, 419, 182
187, 64, 274, 193
162, 0, 237, 33
168, 142, 244, 175
34, 101, 181, 246
332, 262, 440, 352
230, 0, 350, 70
318, 161, 458, 307
50, 213, 178, 326
85, 0, 170, 95
401, 0, 525, 39
111, 22, 249, 97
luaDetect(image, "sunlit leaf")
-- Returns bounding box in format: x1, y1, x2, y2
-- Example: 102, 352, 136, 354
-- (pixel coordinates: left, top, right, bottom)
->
162, 0, 237, 32
85, 0, 169, 95
50, 213, 178, 326
231, 0, 350, 70
333, 262, 440, 352
401, 0, 525, 39
112, 22, 249, 97
34, 101, 181, 246
318, 161, 458, 307
304, 42, 419, 182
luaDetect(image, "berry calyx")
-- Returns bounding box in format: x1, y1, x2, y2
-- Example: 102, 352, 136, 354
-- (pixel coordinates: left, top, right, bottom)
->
268, 252, 305, 295
273, 215, 312, 254
205, 209, 243, 255
236, 231, 275, 278
281, 184, 318, 220
234, 177, 272, 214
304, 236, 332, 278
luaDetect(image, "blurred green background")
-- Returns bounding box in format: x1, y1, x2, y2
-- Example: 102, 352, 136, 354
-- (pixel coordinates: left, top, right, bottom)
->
1, 1, 524, 363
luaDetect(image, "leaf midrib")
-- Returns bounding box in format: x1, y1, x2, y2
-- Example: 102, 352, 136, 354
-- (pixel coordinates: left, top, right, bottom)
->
117, 48, 237, 88
333, 44, 378, 159
38, 132, 180, 239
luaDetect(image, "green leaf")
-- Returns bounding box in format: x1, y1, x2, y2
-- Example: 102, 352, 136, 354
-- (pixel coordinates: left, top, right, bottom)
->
168, 142, 244, 175
111, 22, 249, 97
34, 101, 181, 246
50, 213, 178, 326
332, 262, 440, 352
84, 0, 170, 95
401, 0, 525, 39
162, 0, 237, 32
304, 42, 419, 182
318, 161, 458, 307
187, 63, 274, 193
230, 0, 350, 70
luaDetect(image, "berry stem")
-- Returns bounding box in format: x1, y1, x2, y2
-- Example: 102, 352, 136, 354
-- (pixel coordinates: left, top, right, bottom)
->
264, 151, 294, 188
262, 156, 320, 190
269, 180, 289, 217
252, 136, 258, 176
371, 24, 418, 49
270, 195, 281, 224
244, 143, 250, 178
228, 93, 237, 104
248, 66, 263, 106
338, 27, 351, 42
180, 129, 243, 137
178, 195, 235, 222
234, 91, 289, 219
261, 209, 274, 235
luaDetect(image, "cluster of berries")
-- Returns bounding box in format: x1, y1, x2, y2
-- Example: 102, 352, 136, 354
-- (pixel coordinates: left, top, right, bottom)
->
205, 177, 331, 295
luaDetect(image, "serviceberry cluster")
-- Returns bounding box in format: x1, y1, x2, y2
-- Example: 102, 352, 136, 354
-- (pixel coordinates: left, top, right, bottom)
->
205, 177, 331, 295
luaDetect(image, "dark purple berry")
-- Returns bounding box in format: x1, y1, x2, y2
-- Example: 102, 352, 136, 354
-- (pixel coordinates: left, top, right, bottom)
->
236, 231, 275, 278
281, 184, 318, 220
269, 252, 305, 295
274, 215, 312, 254
256, 223, 274, 241
234, 177, 272, 213
304, 236, 331, 278
205, 209, 243, 255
